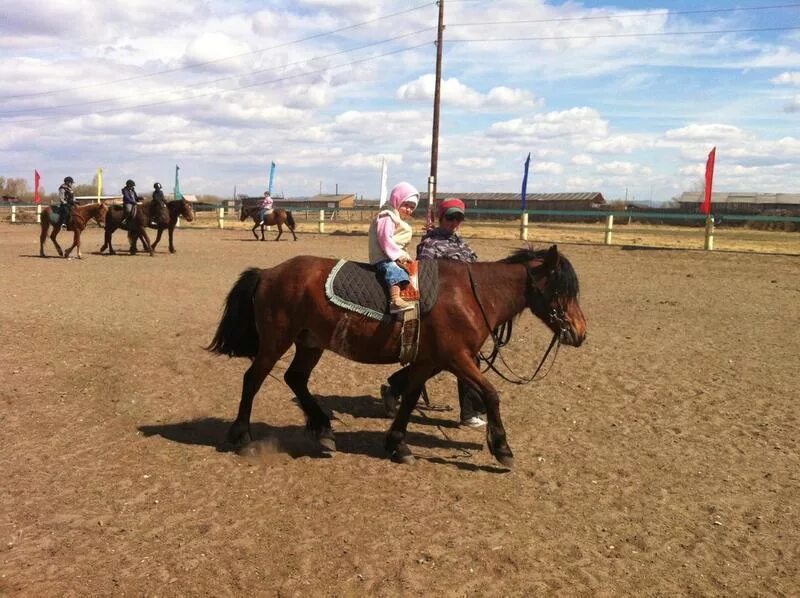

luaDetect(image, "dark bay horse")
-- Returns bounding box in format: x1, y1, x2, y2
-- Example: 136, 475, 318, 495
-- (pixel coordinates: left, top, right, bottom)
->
151, 199, 195, 253
208, 246, 586, 467
39, 201, 109, 259
239, 205, 297, 241
99, 200, 165, 256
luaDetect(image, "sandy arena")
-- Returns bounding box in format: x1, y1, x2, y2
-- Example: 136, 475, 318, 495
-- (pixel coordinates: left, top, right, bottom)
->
1, 222, 798, 596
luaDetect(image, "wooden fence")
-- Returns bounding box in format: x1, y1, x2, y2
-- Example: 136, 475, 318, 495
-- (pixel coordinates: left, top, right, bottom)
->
4, 204, 799, 254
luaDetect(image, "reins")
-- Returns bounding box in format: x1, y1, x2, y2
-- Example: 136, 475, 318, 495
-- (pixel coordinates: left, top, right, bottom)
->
467, 265, 561, 385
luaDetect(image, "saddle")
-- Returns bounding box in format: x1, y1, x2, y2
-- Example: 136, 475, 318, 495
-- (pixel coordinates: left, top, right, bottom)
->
325, 259, 439, 321
325, 260, 440, 363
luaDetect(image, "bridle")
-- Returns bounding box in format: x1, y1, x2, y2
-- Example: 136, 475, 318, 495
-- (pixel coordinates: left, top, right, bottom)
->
467, 264, 567, 385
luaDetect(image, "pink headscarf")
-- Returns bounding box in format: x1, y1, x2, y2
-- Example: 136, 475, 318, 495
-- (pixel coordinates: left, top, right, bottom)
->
388, 182, 419, 211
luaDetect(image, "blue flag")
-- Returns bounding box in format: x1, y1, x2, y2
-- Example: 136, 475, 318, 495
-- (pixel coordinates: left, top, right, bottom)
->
174, 164, 183, 201
268, 161, 276, 195
520, 152, 531, 212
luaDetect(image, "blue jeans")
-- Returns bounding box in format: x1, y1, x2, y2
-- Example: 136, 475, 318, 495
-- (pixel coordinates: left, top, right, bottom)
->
375, 259, 409, 288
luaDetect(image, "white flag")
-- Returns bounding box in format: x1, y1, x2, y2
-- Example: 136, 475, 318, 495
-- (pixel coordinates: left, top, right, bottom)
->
378, 156, 389, 207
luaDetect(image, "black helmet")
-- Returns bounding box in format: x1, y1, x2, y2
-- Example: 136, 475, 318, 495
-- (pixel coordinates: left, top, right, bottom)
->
154, 182, 162, 190
126, 179, 135, 187
64, 176, 74, 184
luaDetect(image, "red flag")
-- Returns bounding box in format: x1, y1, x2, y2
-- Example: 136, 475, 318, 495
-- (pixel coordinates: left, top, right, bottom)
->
34, 170, 41, 204
700, 147, 716, 215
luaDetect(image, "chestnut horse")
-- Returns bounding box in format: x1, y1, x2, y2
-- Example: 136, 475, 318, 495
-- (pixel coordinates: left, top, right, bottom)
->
99, 200, 166, 256
208, 246, 586, 467
239, 205, 297, 241
39, 201, 109, 259
151, 199, 195, 253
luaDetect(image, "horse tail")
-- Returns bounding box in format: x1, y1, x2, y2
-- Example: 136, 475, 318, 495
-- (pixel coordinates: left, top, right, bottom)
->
206, 268, 262, 358
286, 210, 296, 229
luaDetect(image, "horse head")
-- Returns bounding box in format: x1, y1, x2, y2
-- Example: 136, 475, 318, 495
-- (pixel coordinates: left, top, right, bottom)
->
179, 199, 194, 222
239, 206, 248, 222
522, 245, 586, 347
95, 201, 109, 226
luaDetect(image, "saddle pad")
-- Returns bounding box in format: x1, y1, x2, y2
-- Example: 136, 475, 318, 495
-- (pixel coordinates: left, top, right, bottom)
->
325, 260, 440, 321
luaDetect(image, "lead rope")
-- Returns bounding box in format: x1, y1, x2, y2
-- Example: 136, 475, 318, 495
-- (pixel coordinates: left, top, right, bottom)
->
467, 265, 560, 385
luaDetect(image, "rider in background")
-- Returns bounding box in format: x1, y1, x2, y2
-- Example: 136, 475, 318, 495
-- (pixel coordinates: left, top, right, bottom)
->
121, 179, 141, 228
258, 191, 273, 226
368, 181, 419, 314
57, 176, 77, 230
151, 182, 167, 226
381, 197, 487, 427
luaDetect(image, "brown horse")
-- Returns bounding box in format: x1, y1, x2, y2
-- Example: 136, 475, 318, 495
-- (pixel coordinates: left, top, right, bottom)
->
239, 205, 297, 241
208, 246, 586, 467
99, 200, 164, 256
39, 201, 109, 259
151, 199, 195, 253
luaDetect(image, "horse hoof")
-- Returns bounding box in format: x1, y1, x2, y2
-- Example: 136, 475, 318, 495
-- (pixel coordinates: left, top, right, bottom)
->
391, 450, 415, 465
314, 428, 336, 453
237, 443, 258, 458
495, 453, 514, 468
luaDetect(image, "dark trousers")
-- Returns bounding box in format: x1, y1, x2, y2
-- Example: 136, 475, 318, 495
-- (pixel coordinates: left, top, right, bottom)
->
387, 358, 485, 421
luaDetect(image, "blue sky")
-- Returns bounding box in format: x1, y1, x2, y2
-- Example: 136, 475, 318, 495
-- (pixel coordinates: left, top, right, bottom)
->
1, 0, 798, 203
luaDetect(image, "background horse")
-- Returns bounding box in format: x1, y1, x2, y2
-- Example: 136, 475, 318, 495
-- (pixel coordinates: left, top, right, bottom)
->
99, 200, 164, 256
150, 199, 195, 253
239, 205, 297, 241
39, 201, 108, 259
208, 245, 586, 466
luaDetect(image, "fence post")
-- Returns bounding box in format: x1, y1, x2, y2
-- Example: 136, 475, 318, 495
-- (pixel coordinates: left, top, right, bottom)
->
605, 214, 614, 245
704, 215, 714, 251
217, 207, 225, 229
519, 212, 528, 240
36, 204, 42, 224
10, 205, 17, 223
318, 209, 325, 233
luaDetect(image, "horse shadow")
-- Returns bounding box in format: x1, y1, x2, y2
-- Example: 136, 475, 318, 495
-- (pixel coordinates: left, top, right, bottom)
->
138, 413, 481, 461
318, 393, 460, 429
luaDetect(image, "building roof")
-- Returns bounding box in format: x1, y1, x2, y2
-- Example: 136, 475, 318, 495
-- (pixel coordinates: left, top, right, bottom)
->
419, 191, 605, 203
678, 192, 800, 205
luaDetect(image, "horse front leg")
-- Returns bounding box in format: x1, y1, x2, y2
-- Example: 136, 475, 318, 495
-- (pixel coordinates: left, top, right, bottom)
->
251, 223, 259, 240
151, 226, 163, 252
167, 225, 176, 253
283, 344, 333, 452
275, 224, 283, 241
50, 228, 64, 257
139, 230, 154, 256
63, 230, 80, 259
452, 354, 514, 468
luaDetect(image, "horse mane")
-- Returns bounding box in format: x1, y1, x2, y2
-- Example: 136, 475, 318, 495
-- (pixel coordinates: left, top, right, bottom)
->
500, 247, 579, 298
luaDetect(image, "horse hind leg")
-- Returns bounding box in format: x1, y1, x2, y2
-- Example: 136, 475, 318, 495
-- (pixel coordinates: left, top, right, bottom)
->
283, 343, 333, 451
275, 223, 283, 241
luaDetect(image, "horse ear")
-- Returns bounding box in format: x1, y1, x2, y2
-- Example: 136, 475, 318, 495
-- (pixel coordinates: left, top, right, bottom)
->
544, 244, 559, 268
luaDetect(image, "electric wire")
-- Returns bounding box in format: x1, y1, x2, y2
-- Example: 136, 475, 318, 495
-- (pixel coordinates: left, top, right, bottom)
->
0, 1, 435, 100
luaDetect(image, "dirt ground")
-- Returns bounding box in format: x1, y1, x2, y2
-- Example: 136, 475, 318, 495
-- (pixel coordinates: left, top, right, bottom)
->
1, 223, 799, 596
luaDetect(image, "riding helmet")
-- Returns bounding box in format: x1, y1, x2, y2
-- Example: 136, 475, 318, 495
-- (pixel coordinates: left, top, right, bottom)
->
126, 179, 135, 187
154, 182, 162, 190
64, 176, 74, 184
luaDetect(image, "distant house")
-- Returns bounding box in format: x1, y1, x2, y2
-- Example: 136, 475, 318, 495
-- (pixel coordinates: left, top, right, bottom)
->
677, 192, 800, 214
280, 194, 356, 210
418, 191, 605, 212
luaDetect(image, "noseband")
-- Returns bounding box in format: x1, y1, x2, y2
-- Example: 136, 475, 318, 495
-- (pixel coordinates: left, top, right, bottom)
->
526, 267, 571, 339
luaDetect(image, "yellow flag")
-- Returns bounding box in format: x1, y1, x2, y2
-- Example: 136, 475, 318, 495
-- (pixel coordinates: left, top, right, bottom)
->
97, 167, 103, 203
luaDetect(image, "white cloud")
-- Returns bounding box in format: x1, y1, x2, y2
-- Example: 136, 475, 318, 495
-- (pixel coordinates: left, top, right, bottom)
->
571, 154, 594, 166
397, 75, 539, 111
771, 71, 800, 86
785, 95, 800, 113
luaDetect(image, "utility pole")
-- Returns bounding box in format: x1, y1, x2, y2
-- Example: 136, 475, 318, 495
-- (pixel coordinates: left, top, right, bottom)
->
428, 0, 445, 224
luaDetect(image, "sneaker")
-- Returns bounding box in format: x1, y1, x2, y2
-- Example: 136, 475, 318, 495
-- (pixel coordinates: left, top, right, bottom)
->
381, 384, 400, 418
390, 298, 414, 313
460, 416, 487, 428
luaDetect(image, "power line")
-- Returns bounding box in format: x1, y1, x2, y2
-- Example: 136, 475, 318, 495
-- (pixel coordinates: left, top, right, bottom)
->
4, 42, 433, 125
0, 1, 435, 101
447, 25, 800, 43
0, 28, 435, 116
448, 3, 800, 27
